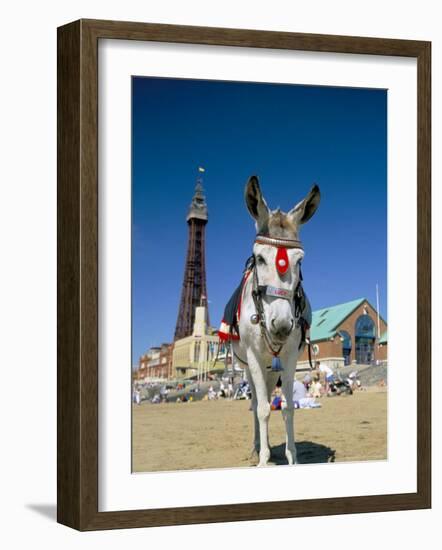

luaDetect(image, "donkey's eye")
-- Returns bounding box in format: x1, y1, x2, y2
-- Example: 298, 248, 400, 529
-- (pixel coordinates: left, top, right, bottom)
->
256, 255, 267, 265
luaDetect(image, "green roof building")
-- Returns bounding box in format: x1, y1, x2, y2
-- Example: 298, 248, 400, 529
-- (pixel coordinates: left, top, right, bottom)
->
298, 297, 388, 370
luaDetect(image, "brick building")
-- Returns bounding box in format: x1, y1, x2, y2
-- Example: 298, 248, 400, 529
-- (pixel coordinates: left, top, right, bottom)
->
159, 343, 174, 379
298, 297, 387, 370
137, 343, 174, 381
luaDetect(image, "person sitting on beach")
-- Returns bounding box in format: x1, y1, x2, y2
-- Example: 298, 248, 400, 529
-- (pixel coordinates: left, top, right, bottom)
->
270, 387, 282, 410
293, 379, 321, 409
208, 385, 216, 400
293, 379, 307, 403
271, 394, 283, 410
309, 375, 322, 398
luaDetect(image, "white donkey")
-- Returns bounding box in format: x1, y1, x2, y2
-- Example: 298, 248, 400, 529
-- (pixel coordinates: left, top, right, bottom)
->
234, 175, 320, 467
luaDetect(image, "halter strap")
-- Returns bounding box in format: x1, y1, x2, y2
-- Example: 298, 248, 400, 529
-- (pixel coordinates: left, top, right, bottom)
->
257, 285, 294, 301
255, 234, 304, 250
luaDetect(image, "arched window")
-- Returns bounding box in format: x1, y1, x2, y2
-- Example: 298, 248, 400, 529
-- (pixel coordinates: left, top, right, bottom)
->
339, 330, 352, 366
355, 315, 375, 364
355, 315, 376, 338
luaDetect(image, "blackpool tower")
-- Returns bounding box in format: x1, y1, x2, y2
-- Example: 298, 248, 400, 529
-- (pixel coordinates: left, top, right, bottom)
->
174, 173, 209, 340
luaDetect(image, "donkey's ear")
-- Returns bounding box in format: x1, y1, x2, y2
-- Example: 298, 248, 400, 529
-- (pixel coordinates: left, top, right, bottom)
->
244, 175, 270, 231
288, 184, 321, 225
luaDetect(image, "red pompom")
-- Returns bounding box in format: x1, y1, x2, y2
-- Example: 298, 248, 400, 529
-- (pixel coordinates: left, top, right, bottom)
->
275, 247, 289, 275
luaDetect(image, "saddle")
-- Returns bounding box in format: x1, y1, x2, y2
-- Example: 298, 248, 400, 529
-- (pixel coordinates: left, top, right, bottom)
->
218, 266, 252, 342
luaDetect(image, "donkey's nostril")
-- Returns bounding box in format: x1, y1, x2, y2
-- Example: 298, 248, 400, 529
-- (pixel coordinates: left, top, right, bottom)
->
270, 318, 293, 338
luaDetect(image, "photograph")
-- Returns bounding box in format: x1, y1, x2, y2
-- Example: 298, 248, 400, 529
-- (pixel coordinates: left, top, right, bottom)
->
131, 76, 388, 473
1, 0, 434, 539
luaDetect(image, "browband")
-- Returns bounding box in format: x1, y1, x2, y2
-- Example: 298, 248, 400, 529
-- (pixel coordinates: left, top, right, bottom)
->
255, 234, 303, 250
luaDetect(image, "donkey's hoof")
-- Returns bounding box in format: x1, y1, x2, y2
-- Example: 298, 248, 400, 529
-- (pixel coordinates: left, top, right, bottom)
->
286, 452, 297, 465
257, 449, 271, 467
249, 448, 259, 463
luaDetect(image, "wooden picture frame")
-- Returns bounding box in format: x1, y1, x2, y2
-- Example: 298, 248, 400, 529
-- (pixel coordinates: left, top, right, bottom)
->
57, 19, 431, 531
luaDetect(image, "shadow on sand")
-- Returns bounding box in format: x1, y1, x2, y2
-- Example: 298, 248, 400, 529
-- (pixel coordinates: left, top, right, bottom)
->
270, 441, 336, 465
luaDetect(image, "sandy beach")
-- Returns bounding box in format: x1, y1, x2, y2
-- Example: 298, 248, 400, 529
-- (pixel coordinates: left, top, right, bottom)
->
132, 388, 387, 472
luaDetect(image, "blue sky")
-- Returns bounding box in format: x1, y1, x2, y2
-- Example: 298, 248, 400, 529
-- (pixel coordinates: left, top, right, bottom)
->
132, 77, 387, 364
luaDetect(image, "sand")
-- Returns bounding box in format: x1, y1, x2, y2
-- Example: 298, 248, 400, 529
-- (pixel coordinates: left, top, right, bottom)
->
132, 388, 387, 472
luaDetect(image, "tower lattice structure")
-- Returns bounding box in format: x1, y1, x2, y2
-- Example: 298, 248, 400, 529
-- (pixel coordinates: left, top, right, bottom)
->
174, 178, 209, 340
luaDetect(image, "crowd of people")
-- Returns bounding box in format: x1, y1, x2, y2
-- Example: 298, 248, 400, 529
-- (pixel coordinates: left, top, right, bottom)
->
208, 378, 234, 400
271, 373, 322, 411
132, 379, 173, 405
133, 361, 362, 407
132, 376, 239, 405
269, 361, 363, 410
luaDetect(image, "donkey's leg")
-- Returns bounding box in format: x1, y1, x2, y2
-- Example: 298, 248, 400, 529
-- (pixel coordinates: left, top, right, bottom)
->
265, 372, 280, 458
248, 357, 271, 467
247, 370, 260, 459
281, 367, 297, 465
256, 392, 271, 467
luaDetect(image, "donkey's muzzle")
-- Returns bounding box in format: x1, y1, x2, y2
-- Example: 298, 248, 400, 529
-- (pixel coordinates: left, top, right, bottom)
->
270, 317, 294, 341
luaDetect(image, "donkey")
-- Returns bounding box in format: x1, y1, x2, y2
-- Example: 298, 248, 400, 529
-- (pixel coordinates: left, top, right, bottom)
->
234, 175, 320, 467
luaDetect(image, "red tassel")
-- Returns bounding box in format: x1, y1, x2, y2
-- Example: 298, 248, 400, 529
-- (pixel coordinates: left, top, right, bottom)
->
275, 247, 289, 275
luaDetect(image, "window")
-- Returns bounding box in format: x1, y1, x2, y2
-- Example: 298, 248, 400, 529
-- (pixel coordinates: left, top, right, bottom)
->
355, 315, 375, 338
355, 315, 375, 364
339, 330, 352, 366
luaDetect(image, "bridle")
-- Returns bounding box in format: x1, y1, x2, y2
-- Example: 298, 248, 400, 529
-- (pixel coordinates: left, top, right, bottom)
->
220, 233, 312, 375
249, 234, 310, 370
